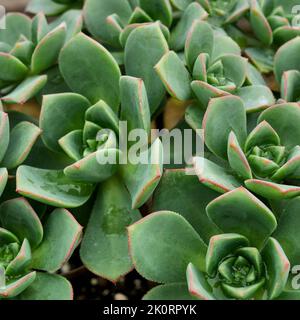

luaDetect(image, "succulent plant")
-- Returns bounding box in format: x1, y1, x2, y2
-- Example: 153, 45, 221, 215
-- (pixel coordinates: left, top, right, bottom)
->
0, 197, 81, 300
155, 20, 273, 109
129, 185, 300, 300
27, 0, 83, 16
1, 0, 300, 301
191, 95, 300, 200
0, 11, 82, 104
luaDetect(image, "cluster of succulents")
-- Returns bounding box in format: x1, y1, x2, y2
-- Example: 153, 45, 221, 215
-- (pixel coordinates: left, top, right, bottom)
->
0, 0, 300, 299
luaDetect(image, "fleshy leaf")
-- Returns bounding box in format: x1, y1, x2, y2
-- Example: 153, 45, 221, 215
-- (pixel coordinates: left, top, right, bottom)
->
250, 0, 273, 46
19, 272, 73, 300
0, 168, 8, 197
245, 121, 280, 152
59, 33, 121, 109
236, 85, 275, 113
80, 177, 141, 282
193, 157, 242, 193
203, 95, 247, 159
0, 13, 31, 46
2, 76, 47, 105
128, 211, 207, 283
273, 197, 300, 267
262, 237, 290, 300
125, 23, 169, 114
191, 81, 229, 108
170, 2, 208, 52
227, 131, 252, 180
0, 112, 10, 163
83, 0, 132, 46
1, 121, 41, 169
31, 209, 82, 272
120, 76, 150, 134
6, 239, 31, 276
152, 169, 221, 243
185, 20, 214, 70
258, 103, 300, 150
31, 23, 66, 74
0, 53, 28, 82
246, 179, 300, 200
0, 198, 43, 249
26, 0, 68, 16
64, 150, 120, 183
143, 283, 196, 300
206, 187, 277, 249
274, 37, 300, 82
120, 138, 163, 209
140, 0, 172, 27
0, 272, 36, 299
186, 263, 215, 300
155, 51, 192, 101
16, 166, 94, 208
206, 233, 249, 277
40, 93, 90, 152
281, 70, 300, 102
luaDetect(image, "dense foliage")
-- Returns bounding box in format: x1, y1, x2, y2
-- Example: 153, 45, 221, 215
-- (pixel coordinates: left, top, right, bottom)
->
0, 0, 300, 299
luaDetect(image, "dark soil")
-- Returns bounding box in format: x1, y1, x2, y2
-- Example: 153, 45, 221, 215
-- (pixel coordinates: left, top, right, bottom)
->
61, 250, 154, 300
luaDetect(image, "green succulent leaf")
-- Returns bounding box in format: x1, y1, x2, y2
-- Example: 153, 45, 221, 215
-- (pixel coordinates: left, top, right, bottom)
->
26, 0, 68, 16
274, 37, 300, 82
250, 0, 273, 46
258, 103, 300, 150
236, 85, 275, 113
155, 51, 192, 101
245, 180, 300, 199
1, 121, 41, 169
0, 272, 36, 299
31, 23, 66, 74
31, 208, 82, 272
125, 23, 169, 114
211, 34, 241, 62
0, 198, 43, 249
16, 166, 94, 208
128, 211, 207, 283
227, 131, 252, 180
40, 93, 90, 152
64, 150, 120, 183
206, 187, 277, 249
143, 283, 196, 300
19, 272, 73, 300
273, 197, 300, 267
262, 237, 290, 300
0, 168, 8, 197
59, 33, 121, 109
245, 47, 274, 74
193, 157, 242, 193
170, 2, 208, 52
281, 70, 300, 102
120, 76, 151, 134
186, 263, 215, 300
2, 75, 48, 105
121, 138, 163, 209
203, 95, 247, 159
83, 0, 132, 46
0, 112, 10, 163
0, 13, 31, 46
31, 13, 49, 44
0, 53, 28, 82
80, 177, 141, 282
6, 239, 31, 277
152, 169, 221, 243
185, 21, 214, 70
140, 0, 173, 27
206, 233, 249, 277
191, 81, 229, 108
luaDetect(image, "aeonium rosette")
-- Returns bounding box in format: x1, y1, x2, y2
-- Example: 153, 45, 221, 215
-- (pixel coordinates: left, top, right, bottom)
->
192, 95, 300, 200
128, 186, 300, 300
